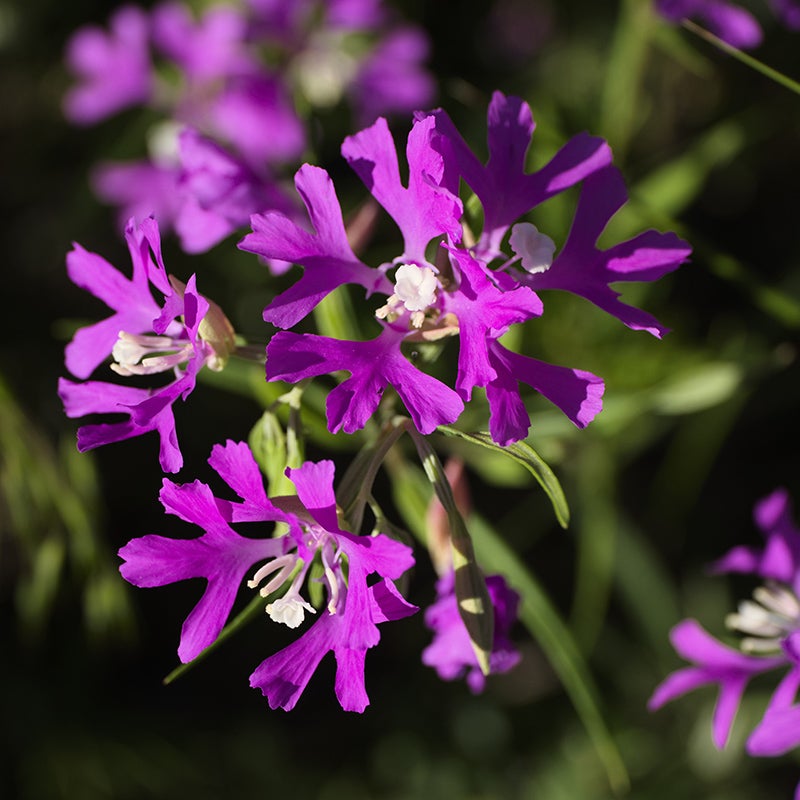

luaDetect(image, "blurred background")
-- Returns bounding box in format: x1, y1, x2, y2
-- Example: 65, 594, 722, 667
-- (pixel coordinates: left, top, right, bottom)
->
2, 0, 800, 797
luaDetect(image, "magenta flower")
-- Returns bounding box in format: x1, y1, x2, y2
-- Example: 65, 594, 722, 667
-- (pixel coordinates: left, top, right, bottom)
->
59, 217, 235, 472
119, 441, 417, 711
242, 92, 684, 443
63, 5, 153, 124
650, 489, 800, 787
423, 570, 521, 693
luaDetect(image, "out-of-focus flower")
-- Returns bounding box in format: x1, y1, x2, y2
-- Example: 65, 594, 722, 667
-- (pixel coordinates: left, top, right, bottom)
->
650, 489, 800, 788
63, 5, 153, 124
653, 0, 800, 48
423, 571, 521, 693
59, 218, 235, 472
118, 441, 417, 711
770, 0, 800, 28
422, 457, 521, 691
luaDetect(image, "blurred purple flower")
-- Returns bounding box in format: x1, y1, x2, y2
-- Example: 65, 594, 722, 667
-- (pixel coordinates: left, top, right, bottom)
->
423, 571, 521, 693
770, 0, 800, 28
655, 0, 763, 48
59, 218, 235, 472
349, 26, 435, 125
119, 442, 417, 711
92, 128, 298, 253
63, 5, 153, 124
650, 489, 800, 785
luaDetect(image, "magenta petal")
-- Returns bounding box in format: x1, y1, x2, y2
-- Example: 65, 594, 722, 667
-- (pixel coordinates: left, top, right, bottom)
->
250, 613, 339, 711
341, 115, 462, 263
334, 647, 370, 712
286, 460, 340, 533
266, 329, 463, 435
747, 668, 800, 756
526, 166, 691, 337
369, 578, 419, 623
240, 164, 387, 328
427, 92, 612, 257
63, 6, 152, 124
63, 240, 162, 378
120, 479, 288, 662
486, 343, 604, 444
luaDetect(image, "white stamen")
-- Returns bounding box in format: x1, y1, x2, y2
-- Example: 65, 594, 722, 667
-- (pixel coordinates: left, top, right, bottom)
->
246, 554, 297, 598
726, 600, 787, 638
726, 582, 800, 654
394, 264, 438, 311
266, 595, 317, 628
111, 331, 192, 376
508, 222, 556, 274
754, 584, 800, 619
375, 264, 439, 329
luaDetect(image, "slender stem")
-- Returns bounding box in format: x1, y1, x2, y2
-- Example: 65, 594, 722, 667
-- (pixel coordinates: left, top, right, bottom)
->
683, 20, 800, 97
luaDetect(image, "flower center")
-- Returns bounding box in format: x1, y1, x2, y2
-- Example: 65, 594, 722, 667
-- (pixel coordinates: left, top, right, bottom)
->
726, 582, 800, 654
507, 222, 556, 274
246, 530, 347, 628
110, 332, 195, 376
375, 263, 439, 328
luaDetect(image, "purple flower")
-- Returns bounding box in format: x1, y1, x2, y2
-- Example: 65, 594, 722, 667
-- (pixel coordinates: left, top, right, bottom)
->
119, 442, 417, 711
63, 5, 153, 124
423, 571, 521, 693
59, 217, 235, 472
650, 489, 800, 785
242, 93, 685, 442
655, 0, 764, 48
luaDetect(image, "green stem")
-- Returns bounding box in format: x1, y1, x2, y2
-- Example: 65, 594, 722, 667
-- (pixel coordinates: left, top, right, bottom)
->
683, 19, 800, 96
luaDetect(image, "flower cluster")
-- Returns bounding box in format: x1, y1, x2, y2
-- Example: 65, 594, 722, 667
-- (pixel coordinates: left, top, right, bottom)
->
241, 91, 690, 444
64, 0, 433, 252
650, 489, 800, 788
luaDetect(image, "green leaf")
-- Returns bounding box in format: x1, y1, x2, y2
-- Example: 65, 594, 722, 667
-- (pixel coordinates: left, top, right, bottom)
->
469, 513, 630, 795
408, 429, 494, 676
337, 418, 408, 533
436, 427, 570, 528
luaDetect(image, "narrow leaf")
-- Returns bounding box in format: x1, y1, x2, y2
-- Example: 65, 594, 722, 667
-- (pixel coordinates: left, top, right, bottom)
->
469, 513, 630, 795
408, 429, 494, 675
437, 426, 570, 527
